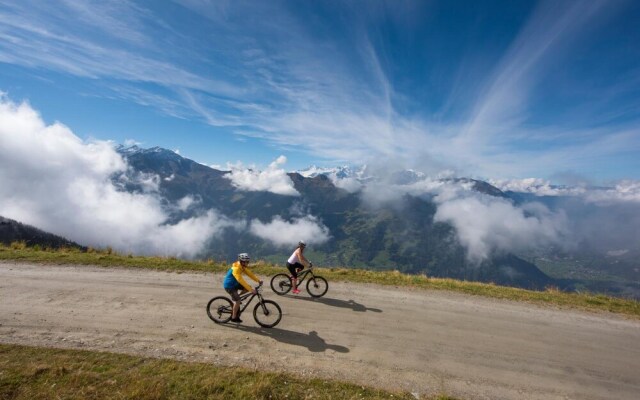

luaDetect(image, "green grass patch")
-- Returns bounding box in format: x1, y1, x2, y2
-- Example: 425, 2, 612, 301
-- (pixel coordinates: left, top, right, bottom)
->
1, 243, 639, 318
0, 344, 455, 400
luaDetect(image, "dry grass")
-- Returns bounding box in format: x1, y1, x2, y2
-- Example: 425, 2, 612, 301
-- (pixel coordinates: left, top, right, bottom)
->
0, 344, 455, 400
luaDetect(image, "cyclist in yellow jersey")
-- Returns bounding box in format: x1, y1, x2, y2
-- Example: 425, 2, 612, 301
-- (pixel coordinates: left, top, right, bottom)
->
223, 253, 262, 323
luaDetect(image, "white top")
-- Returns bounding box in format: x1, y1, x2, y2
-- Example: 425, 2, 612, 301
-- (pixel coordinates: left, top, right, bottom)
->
288, 249, 301, 264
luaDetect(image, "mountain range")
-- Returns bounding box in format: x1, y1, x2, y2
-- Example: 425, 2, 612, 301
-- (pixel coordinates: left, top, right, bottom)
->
117, 145, 553, 291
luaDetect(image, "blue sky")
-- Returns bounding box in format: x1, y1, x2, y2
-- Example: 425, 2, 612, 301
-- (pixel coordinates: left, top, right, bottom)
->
1, 0, 639, 183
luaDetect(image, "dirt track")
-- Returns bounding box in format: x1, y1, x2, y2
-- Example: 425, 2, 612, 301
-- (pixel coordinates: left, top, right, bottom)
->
1, 262, 639, 399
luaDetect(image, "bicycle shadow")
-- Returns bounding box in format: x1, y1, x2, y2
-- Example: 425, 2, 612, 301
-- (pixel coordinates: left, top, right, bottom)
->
221, 324, 349, 353
284, 295, 382, 313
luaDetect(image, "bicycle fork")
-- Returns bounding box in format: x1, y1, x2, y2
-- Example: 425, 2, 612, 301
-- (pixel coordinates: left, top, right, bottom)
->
257, 296, 271, 315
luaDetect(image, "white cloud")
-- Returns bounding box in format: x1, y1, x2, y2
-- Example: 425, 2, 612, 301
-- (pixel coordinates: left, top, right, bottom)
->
489, 178, 586, 196
331, 176, 363, 193
434, 194, 568, 262
360, 176, 475, 208
249, 215, 330, 247
224, 155, 299, 196
489, 178, 640, 203
584, 181, 640, 204
354, 174, 570, 261
176, 195, 199, 212
123, 138, 142, 147
0, 95, 240, 257
606, 249, 628, 257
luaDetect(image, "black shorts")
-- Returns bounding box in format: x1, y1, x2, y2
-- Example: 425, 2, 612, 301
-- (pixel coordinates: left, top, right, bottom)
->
287, 262, 304, 278
225, 287, 243, 301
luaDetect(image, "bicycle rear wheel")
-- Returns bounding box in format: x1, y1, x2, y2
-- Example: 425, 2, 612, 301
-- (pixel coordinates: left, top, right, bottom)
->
253, 299, 282, 328
206, 296, 233, 323
270, 273, 292, 295
306, 276, 328, 298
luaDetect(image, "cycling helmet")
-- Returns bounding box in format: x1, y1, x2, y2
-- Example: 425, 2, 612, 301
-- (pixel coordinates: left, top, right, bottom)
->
298, 240, 306, 248
238, 253, 250, 262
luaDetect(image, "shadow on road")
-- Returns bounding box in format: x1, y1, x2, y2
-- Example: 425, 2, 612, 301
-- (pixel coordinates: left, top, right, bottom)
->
283, 295, 382, 313
221, 324, 349, 353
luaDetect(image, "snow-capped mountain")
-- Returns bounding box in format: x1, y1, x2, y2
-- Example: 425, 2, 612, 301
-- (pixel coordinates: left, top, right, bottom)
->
297, 165, 368, 180
297, 165, 432, 186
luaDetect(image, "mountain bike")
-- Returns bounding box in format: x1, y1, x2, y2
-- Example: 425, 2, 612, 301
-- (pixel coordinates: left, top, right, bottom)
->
270, 264, 329, 297
206, 282, 282, 328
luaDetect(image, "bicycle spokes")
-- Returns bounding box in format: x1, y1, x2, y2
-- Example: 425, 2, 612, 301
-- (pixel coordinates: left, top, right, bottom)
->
306, 276, 329, 297
253, 299, 282, 328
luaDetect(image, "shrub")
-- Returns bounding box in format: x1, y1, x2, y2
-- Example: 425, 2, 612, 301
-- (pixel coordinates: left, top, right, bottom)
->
10, 241, 27, 250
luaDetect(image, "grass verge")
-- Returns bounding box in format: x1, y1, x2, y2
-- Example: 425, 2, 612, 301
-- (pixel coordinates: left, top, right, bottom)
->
0, 344, 454, 400
1, 243, 639, 318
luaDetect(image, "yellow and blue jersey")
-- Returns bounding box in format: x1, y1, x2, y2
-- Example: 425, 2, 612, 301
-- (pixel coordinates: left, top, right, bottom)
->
223, 261, 259, 291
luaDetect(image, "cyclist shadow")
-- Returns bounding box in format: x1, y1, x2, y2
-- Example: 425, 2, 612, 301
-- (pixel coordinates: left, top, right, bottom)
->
286, 296, 382, 313
221, 324, 349, 353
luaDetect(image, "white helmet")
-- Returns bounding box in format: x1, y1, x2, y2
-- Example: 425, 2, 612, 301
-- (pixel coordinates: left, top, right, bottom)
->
298, 240, 306, 248
238, 253, 250, 262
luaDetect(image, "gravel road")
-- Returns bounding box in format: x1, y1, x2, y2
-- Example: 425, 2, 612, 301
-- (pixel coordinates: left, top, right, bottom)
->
1, 262, 639, 399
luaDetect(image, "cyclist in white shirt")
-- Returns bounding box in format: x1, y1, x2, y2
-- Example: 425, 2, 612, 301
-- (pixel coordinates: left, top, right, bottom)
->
286, 241, 311, 294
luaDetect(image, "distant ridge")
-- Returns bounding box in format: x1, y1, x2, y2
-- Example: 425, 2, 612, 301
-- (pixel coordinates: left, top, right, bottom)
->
0, 216, 83, 249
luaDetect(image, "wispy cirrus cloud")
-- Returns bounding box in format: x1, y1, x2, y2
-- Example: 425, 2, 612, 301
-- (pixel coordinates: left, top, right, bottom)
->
0, 1, 242, 98
1, 0, 638, 181
179, 0, 638, 180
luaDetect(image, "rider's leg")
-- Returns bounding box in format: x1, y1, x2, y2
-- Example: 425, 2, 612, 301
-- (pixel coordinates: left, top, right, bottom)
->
229, 289, 243, 321
287, 262, 299, 292
232, 300, 241, 319
293, 267, 303, 293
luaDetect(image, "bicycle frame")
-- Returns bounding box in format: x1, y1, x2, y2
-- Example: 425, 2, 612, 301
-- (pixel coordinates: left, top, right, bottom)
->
294, 266, 316, 285
230, 285, 266, 314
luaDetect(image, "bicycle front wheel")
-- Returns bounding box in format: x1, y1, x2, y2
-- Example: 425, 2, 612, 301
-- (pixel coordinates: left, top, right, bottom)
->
253, 299, 282, 328
206, 296, 233, 324
270, 273, 292, 295
306, 276, 328, 297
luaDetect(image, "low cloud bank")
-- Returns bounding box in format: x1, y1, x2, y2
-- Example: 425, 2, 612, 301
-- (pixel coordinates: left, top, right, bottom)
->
358, 174, 639, 261
0, 95, 241, 257
249, 215, 331, 247
434, 194, 568, 262
487, 178, 640, 255
490, 178, 640, 203
354, 176, 568, 262
489, 178, 586, 196
224, 155, 299, 196
584, 181, 640, 204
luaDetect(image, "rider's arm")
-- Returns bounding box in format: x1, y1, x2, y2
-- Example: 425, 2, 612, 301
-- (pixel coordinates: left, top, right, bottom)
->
244, 267, 260, 284
231, 264, 253, 291
298, 248, 310, 267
